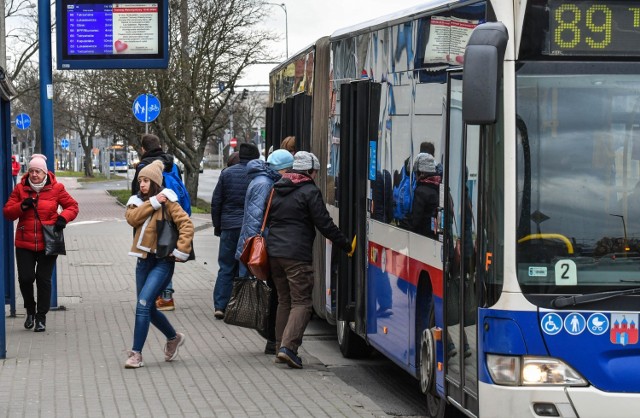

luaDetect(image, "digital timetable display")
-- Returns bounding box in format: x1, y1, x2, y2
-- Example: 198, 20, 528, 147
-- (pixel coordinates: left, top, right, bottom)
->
548, 1, 640, 56
56, 0, 168, 69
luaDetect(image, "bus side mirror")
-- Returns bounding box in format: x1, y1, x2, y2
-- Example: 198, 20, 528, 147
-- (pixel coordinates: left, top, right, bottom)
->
462, 22, 509, 125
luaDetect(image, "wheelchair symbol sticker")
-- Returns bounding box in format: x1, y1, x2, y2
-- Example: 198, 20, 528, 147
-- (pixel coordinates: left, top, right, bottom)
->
564, 313, 586, 335
541, 313, 563, 335
587, 313, 609, 336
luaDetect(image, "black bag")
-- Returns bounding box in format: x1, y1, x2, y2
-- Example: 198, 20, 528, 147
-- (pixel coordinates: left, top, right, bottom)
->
42, 224, 66, 256
33, 207, 66, 256
156, 204, 178, 258
224, 278, 272, 338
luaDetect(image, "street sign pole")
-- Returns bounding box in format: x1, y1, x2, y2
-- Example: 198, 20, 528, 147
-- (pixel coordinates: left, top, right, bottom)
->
39, 0, 60, 310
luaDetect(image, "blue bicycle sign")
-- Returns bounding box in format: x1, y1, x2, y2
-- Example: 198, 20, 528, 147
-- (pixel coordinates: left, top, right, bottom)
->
15, 113, 31, 130
132, 94, 161, 123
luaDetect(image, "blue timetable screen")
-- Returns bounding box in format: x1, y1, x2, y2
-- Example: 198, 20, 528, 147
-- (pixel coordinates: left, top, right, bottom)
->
56, 0, 168, 69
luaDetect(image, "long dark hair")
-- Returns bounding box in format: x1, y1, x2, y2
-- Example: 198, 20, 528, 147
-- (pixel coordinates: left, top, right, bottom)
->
138, 182, 162, 201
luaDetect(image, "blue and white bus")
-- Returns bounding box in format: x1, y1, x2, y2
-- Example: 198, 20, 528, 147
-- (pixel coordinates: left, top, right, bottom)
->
108, 145, 128, 173
267, 1, 640, 416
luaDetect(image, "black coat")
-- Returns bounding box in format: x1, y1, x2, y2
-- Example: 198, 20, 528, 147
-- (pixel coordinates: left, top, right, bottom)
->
266, 172, 350, 262
211, 161, 253, 230
410, 176, 441, 237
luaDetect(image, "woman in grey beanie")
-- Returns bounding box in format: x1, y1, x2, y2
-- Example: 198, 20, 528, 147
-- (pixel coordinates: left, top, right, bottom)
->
266, 151, 354, 368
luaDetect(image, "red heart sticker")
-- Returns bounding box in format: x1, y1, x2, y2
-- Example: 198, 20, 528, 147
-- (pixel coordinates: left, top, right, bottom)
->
114, 40, 128, 53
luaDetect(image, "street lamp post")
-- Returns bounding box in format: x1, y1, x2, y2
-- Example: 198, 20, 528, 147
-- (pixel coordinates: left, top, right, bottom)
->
266, 2, 288, 58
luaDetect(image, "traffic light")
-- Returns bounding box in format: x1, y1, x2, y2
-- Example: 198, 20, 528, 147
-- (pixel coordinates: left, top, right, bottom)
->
241, 89, 248, 100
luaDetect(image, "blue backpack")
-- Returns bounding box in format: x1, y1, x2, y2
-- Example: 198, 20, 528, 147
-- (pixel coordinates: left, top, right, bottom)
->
393, 164, 416, 222
163, 164, 192, 216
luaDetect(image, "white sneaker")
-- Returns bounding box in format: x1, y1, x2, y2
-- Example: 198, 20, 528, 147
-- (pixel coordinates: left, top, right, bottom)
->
164, 332, 185, 361
124, 351, 144, 369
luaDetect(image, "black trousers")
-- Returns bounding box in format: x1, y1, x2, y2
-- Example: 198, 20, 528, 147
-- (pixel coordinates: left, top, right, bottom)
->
15, 248, 57, 322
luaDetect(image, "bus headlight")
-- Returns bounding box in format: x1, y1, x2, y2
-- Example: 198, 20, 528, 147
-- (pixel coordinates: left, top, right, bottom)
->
487, 355, 587, 386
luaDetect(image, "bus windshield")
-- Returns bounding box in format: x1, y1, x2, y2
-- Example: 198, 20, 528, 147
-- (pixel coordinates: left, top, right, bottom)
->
516, 62, 640, 294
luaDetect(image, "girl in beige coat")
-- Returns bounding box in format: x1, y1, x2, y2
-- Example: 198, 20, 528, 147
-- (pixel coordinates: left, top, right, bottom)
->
123, 160, 194, 369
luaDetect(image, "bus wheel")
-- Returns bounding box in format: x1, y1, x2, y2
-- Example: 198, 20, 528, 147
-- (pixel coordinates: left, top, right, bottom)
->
426, 392, 448, 418
337, 319, 370, 358
419, 327, 436, 394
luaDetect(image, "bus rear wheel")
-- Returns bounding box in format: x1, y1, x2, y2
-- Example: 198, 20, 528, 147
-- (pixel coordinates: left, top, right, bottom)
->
337, 319, 370, 358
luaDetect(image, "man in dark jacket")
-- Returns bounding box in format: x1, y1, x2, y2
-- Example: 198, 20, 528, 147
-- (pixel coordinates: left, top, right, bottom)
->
267, 151, 353, 368
211, 142, 260, 318
131, 134, 178, 311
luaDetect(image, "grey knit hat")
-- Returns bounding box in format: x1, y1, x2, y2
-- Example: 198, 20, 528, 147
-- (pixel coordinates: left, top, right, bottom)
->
292, 151, 320, 171
414, 153, 436, 174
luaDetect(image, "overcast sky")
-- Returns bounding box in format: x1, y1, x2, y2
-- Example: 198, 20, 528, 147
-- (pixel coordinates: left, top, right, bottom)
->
240, 1, 424, 89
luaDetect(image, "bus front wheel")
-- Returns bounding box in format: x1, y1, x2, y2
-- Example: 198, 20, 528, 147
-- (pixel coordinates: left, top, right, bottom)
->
419, 327, 436, 394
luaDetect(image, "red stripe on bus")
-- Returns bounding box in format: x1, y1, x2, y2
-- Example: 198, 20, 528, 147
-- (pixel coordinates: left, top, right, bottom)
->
368, 241, 444, 297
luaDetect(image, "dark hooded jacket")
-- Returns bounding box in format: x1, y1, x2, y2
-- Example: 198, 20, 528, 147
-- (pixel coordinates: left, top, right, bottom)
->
131, 148, 175, 195
266, 172, 350, 262
410, 174, 441, 237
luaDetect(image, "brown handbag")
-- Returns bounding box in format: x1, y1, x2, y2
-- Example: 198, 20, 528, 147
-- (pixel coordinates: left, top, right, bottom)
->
239, 189, 274, 280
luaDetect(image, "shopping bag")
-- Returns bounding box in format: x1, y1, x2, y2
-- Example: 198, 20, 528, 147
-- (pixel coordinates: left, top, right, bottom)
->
224, 278, 272, 337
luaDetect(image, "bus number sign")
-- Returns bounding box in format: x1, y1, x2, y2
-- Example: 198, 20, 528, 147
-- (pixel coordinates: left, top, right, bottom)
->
549, 1, 640, 56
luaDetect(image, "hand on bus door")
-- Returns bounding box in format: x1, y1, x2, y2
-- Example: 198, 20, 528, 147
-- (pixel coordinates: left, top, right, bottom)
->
347, 236, 357, 257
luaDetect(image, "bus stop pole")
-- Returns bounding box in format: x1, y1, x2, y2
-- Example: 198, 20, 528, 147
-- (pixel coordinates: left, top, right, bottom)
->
39, 0, 58, 309
1, 93, 11, 359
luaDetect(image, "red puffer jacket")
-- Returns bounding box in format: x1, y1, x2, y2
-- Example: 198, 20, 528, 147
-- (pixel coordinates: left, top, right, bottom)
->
3, 171, 79, 252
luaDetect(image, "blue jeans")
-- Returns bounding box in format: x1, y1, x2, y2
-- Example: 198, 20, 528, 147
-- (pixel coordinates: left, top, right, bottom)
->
213, 228, 240, 310
133, 256, 177, 352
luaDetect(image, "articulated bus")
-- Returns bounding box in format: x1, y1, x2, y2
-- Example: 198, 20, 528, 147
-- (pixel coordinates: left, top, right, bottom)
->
266, 1, 640, 417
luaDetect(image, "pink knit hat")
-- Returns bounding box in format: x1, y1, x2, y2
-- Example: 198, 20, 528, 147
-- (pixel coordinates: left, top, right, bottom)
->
28, 154, 48, 173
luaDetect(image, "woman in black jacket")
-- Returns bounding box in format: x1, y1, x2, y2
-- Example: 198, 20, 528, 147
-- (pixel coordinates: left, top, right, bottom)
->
267, 151, 352, 368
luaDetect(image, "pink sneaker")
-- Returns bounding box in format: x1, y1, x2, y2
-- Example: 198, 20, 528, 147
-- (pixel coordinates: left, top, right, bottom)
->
164, 332, 185, 361
124, 351, 144, 369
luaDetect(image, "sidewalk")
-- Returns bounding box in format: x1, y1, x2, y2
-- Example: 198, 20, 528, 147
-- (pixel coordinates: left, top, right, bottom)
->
0, 178, 387, 417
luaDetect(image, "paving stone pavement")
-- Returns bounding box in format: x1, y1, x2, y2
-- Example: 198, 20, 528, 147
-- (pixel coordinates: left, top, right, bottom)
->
1, 178, 388, 418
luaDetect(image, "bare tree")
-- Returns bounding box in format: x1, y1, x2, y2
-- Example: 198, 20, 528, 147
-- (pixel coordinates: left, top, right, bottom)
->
152, 0, 275, 203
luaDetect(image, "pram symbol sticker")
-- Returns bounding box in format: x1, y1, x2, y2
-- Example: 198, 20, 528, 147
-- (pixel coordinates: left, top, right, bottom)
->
541, 313, 563, 335
587, 313, 609, 336
610, 313, 639, 345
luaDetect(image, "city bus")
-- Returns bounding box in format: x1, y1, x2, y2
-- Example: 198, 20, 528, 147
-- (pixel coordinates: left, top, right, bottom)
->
108, 145, 129, 172
266, 0, 640, 416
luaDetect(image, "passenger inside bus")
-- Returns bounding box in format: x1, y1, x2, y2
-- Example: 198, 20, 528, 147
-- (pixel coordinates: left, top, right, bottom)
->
409, 153, 441, 237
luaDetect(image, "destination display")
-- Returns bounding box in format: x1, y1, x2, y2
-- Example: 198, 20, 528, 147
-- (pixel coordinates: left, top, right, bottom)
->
67, 3, 158, 56
548, 1, 640, 56
56, 0, 168, 69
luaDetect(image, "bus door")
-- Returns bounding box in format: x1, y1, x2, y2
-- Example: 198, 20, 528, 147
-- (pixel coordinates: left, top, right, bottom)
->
444, 71, 479, 414
336, 80, 381, 346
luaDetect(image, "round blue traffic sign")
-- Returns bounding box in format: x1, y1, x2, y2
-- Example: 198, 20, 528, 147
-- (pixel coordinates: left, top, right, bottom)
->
61, 138, 70, 150
132, 94, 161, 123
15, 113, 31, 130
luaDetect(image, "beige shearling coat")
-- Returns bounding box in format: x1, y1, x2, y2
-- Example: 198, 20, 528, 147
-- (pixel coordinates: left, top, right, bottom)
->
125, 189, 194, 260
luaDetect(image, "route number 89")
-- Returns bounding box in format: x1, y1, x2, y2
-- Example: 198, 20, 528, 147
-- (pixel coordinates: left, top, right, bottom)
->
555, 4, 612, 49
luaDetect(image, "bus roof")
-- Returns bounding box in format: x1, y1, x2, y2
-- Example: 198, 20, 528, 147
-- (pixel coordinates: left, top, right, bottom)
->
329, 0, 459, 41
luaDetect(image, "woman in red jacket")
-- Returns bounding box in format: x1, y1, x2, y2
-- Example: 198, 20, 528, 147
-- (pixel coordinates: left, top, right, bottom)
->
11, 155, 21, 187
3, 154, 79, 332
